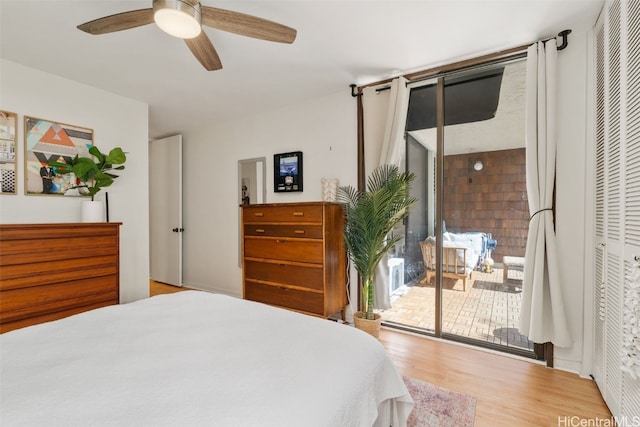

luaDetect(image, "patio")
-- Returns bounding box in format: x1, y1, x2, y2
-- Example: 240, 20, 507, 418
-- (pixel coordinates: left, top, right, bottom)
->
381, 264, 534, 351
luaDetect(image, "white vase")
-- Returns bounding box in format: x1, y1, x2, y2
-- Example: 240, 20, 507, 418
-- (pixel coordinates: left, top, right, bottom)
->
81, 200, 105, 223
321, 178, 339, 202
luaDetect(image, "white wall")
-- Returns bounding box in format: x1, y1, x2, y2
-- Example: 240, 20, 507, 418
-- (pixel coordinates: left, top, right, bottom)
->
181, 91, 357, 300
554, 28, 592, 373
0, 59, 150, 303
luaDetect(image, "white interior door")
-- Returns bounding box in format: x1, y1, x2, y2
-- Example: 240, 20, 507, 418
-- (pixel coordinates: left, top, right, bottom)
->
149, 135, 183, 286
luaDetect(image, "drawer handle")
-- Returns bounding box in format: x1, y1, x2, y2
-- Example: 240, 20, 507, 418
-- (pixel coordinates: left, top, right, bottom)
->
255, 229, 265, 233
253, 212, 264, 217
292, 212, 304, 217
276, 239, 286, 244
294, 230, 305, 234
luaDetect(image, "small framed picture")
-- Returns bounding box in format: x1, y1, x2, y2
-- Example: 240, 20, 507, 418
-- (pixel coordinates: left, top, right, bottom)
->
274, 151, 303, 192
0, 111, 17, 195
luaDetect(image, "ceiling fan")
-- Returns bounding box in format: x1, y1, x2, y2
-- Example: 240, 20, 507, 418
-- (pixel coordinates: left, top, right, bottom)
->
77, 0, 297, 71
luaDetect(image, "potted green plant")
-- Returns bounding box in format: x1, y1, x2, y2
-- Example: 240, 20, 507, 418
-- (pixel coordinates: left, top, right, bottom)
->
49, 146, 126, 222
338, 164, 416, 338
49, 146, 126, 199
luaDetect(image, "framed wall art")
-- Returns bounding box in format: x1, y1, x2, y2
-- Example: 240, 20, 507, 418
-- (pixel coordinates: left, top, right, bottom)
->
24, 116, 93, 196
273, 151, 303, 192
0, 111, 17, 195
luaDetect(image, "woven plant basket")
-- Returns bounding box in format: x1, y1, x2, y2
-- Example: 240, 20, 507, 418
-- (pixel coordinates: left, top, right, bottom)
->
354, 311, 382, 339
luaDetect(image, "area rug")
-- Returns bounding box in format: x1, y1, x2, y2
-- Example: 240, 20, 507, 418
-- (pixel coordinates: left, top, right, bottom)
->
403, 376, 476, 427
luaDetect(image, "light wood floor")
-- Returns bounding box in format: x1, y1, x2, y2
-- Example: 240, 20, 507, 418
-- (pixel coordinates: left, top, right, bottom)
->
150, 281, 611, 426
150, 280, 192, 295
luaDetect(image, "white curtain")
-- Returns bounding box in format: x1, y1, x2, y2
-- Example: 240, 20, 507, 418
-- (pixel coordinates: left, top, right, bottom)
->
362, 76, 410, 309
520, 40, 572, 347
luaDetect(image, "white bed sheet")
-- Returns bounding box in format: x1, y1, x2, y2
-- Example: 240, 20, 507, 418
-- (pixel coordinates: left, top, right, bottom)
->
0, 291, 413, 427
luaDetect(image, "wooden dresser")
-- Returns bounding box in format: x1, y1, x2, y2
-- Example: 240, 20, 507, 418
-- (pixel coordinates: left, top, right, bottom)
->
241, 202, 347, 318
0, 223, 121, 333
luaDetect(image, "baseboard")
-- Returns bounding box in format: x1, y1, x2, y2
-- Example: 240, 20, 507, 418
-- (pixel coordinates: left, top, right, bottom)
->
553, 357, 590, 378
180, 282, 242, 299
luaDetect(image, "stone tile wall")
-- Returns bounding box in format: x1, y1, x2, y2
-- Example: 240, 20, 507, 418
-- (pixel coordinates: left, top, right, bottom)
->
443, 148, 529, 263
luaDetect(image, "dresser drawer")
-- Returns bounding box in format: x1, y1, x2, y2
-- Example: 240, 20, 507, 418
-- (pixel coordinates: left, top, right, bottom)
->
244, 260, 324, 292
0, 276, 119, 327
244, 282, 324, 315
244, 237, 323, 264
243, 205, 323, 223
243, 224, 323, 239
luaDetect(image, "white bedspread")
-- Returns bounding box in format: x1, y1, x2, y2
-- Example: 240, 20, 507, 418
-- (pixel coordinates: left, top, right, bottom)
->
0, 291, 413, 426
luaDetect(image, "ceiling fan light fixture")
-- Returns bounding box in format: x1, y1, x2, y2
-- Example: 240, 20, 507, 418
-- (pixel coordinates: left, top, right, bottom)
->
153, 0, 201, 39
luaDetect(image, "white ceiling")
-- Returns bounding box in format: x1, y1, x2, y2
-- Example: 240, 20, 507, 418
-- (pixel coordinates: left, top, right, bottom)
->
0, 0, 603, 139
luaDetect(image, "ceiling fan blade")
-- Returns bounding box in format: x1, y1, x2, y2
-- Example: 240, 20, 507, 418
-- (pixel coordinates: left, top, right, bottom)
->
201, 6, 296, 44
78, 9, 155, 35
185, 32, 223, 71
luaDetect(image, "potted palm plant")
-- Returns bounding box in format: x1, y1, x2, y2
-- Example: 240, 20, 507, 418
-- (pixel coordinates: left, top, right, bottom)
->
49, 146, 126, 221
338, 164, 416, 338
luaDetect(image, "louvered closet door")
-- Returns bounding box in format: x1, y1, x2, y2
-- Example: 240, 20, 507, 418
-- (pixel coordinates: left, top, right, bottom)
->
604, 0, 623, 416
595, 0, 640, 419
622, 0, 640, 417
593, 18, 607, 396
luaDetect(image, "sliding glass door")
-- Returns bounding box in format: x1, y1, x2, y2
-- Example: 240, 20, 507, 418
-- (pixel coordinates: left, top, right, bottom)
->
381, 59, 536, 357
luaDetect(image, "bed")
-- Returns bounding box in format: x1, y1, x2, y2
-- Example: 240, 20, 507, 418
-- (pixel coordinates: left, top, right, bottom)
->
0, 291, 413, 427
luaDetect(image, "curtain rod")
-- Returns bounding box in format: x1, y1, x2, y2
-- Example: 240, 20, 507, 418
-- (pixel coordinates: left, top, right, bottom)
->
350, 29, 571, 97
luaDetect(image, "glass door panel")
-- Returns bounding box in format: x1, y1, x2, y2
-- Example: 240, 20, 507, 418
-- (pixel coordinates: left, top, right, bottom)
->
381, 79, 438, 333
440, 60, 533, 354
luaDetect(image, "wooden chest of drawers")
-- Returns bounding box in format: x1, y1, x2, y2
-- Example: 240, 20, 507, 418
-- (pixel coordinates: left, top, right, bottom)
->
0, 223, 121, 333
241, 202, 347, 318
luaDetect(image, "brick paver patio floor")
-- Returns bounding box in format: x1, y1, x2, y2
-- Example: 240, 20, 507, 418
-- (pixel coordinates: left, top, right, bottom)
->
381, 266, 534, 351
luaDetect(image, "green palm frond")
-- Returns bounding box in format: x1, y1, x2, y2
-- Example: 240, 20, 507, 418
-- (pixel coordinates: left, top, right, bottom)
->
337, 164, 416, 315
